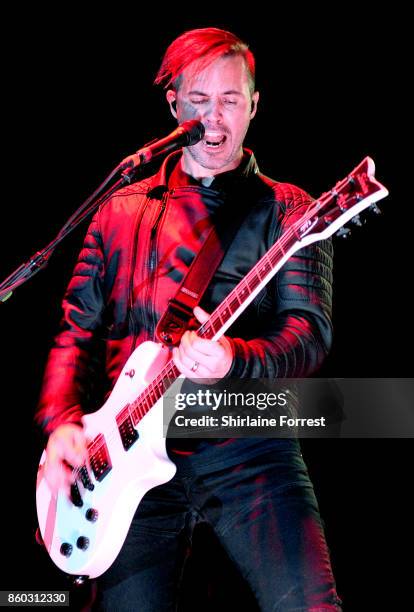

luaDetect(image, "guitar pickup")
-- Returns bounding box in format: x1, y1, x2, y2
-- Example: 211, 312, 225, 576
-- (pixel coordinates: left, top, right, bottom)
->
90, 436, 112, 482
118, 415, 139, 451
117, 406, 139, 451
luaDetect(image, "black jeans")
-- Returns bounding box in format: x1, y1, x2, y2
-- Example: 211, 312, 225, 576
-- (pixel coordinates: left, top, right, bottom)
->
94, 441, 342, 611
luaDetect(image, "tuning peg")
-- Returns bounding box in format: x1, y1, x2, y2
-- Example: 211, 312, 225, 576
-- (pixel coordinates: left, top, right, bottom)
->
336, 227, 351, 238
351, 215, 363, 226
370, 203, 381, 215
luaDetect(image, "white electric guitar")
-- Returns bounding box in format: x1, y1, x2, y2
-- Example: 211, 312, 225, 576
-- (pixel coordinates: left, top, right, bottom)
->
36, 157, 388, 578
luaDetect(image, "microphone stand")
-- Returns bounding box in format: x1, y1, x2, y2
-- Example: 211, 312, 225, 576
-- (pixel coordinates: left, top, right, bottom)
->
0, 157, 144, 303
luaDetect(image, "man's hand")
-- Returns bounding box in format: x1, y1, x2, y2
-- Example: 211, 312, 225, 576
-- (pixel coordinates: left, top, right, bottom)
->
172, 306, 233, 381
43, 423, 88, 497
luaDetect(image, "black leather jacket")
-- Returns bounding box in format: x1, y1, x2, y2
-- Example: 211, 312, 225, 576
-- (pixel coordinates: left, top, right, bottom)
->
36, 149, 333, 434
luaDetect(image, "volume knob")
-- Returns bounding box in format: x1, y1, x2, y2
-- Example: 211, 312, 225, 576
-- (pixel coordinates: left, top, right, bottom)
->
60, 543, 73, 557
76, 536, 90, 550
85, 508, 98, 522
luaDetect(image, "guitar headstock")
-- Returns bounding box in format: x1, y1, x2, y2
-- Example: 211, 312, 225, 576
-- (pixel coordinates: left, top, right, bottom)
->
297, 157, 389, 242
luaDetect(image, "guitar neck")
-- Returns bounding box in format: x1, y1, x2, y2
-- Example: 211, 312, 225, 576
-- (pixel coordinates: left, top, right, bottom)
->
197, 219, 311, 342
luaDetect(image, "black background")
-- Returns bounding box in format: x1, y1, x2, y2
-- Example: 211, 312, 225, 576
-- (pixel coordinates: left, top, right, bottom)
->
1, 5, 412, 610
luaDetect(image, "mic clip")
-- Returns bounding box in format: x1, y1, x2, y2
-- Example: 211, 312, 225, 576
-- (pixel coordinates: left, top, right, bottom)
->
119, 137, 160, 181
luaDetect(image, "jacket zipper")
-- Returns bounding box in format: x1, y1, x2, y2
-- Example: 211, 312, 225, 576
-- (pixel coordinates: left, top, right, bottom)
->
146, 189, 171, 338
129, 189, 171, 352
128, 200, 148, 353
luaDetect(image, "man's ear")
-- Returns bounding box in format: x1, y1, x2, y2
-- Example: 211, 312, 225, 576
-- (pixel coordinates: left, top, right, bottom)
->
250, 91, 260, 119
166, 89, 177, 118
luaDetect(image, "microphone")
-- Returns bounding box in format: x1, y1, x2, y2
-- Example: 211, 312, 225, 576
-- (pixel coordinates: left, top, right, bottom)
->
120, 120, 205, 173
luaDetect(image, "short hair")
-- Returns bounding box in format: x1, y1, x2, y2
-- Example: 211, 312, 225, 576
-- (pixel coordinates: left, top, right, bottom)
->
154, 27, 256, 94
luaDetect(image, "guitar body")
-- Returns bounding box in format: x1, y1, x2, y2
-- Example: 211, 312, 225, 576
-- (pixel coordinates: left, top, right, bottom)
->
36, 341, 177, 578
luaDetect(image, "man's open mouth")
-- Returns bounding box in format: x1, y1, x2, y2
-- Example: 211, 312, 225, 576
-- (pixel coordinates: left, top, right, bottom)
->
202, 133, 227, 148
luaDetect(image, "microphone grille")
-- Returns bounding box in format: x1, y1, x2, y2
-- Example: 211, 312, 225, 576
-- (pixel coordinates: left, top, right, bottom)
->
180, 120, 205, 146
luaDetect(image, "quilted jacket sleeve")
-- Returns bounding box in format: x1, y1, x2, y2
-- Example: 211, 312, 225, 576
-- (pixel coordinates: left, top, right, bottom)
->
227, 183, 333, 378
35, 212, 105, 434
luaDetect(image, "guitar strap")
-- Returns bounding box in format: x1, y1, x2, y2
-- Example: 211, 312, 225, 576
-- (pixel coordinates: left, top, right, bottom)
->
155, 184, 253, 347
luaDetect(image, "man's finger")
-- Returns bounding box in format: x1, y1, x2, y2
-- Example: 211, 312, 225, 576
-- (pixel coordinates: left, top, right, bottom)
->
193, 306, 210, 324
181, 331, 222, 357
173, 347, 210, 378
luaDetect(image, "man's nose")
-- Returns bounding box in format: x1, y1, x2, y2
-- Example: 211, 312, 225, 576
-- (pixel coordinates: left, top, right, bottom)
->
204, 99, 223, 123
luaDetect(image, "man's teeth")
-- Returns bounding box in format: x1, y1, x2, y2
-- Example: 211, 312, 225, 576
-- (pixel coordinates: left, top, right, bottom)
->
204, 135, 226, 147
